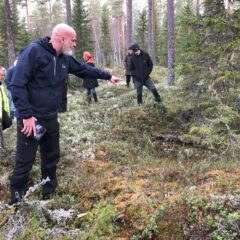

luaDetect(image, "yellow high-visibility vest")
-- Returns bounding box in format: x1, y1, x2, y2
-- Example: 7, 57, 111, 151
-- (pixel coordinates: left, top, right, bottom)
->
0, 85, 10, 122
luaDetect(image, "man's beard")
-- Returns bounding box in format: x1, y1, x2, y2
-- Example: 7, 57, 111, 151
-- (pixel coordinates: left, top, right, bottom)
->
62, 45, 74, 56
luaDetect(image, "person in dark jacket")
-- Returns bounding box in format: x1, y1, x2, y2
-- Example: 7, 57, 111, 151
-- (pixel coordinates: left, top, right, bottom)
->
5, 59, 17, 119
82, 51, 99, 104
129, 43, 161, 106
124, 48, 134, 87
8, 23, 120, 205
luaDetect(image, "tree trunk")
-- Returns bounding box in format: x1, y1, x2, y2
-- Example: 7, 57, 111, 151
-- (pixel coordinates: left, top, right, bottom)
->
25, 0, 32, 31
3, 0, 16, 66
66, 0, 72, 26
126, 0, 132, 48
196, 0, 200, 17
226, 0, 233, 14
148, 0, 156, 63
167, 0, 175, 86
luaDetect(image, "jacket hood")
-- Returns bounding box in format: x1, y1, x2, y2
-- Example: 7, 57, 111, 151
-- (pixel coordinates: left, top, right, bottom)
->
34, 36, 57, 55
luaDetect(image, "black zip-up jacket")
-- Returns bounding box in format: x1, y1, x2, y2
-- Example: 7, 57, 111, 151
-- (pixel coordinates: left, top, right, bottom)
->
82, 62, 99, 89
129, 50, 153, 82
10, 37, 111, 120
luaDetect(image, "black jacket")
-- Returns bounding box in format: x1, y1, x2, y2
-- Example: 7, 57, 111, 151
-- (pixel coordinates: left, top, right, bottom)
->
82, 62, 99, 89
130, 50, 153, 81
124, 54, 133, 75
11, 37, 111, 120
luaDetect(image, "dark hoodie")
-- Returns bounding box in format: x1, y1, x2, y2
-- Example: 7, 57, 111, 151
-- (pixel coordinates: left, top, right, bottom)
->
129, 50, 153, 82
11, 37, 111, 120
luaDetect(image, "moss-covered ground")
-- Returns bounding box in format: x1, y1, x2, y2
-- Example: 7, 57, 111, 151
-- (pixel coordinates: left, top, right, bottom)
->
1, 67, 240, 239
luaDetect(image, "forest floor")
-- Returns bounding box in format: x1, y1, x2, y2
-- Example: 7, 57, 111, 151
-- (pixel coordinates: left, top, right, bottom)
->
1, 66, 240, 239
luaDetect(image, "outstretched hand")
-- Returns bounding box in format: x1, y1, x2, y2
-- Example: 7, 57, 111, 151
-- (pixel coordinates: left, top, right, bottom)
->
109, 76, 121, 85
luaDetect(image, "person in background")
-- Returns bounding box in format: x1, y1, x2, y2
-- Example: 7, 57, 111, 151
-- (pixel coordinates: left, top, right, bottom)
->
124, 47, 134, 88
0, 66, 12, 131
82, 51, 99, 104
129, 43, 161, 106
5, 59, 18, 119
8, 23, 120, 205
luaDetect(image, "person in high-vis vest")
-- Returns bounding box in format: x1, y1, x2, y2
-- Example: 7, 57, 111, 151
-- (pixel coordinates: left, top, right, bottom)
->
0, 66, 12, 130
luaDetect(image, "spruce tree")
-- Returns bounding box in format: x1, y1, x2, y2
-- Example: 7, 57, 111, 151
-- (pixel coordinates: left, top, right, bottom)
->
72, 0, 93, 60
135, 8, 147, 51
175, 0, 240, 152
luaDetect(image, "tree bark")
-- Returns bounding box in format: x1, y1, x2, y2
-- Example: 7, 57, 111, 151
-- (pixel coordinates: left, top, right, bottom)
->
148, 0, 156, 63
167, 0, 175, 86
25, 0, 32, 31
66, 0, 72, 26
126, 0, 132, 48
3, 0, 16, 66
196, 0, 200, 17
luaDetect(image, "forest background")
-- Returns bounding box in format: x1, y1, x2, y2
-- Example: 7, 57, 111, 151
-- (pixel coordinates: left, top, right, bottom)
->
2, 0, 240, 239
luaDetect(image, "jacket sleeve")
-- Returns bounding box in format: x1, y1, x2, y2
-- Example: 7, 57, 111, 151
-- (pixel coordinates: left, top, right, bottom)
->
68, 57, 112, 80
146, 53, 153, 76
4, 67, 13, 88
10, 45, 36, 119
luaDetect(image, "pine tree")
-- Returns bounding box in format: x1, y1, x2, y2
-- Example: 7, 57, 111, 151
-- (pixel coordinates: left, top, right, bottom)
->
111, 0, 125, 65
0, 0, 30, 66
86, 0, 102, 64
167, 0, 175, 86
126, 0, 133, 48
72, 0, 93, 60
148, 0, 156, 63
100, 4, 113, 67
158, 13, 167, 67
65, 0, 72, 26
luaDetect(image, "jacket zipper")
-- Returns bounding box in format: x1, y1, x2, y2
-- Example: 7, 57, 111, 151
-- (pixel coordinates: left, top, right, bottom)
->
53, 57, 56, 77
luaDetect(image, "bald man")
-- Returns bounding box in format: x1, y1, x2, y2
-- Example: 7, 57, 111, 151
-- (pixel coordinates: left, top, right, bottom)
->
8, 23, 119, 205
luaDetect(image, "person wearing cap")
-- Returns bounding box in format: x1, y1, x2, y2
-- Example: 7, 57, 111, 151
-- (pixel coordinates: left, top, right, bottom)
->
129, 43, 161, 106
83, 51, 99, 104
124, 48, 134, 87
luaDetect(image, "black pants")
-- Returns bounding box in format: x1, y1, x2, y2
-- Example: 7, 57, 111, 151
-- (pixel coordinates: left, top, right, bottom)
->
9, 118, 60, 198
126, 75, 131, 86
135, 78, 161, 104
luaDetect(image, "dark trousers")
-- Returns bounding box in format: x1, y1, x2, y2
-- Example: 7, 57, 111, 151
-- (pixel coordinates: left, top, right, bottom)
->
86, 88, 98, 103
9, 118, 60, 199
126, 75, 135, 87
135, 78, 161, 104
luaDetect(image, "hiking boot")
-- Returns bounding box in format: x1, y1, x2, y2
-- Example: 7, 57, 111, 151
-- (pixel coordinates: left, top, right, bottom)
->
42, 193, 52, 200
8, 190, 25, 205
8, 198, 19, 205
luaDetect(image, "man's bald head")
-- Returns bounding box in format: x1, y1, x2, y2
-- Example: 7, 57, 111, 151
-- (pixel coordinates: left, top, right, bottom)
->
51, 23, 76, 40
50, 23, 77, 56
